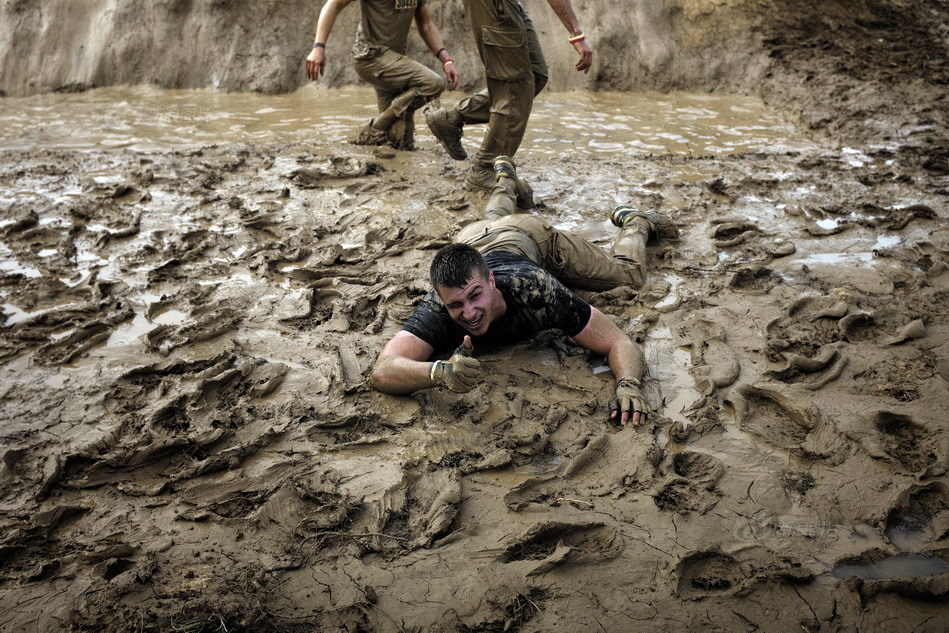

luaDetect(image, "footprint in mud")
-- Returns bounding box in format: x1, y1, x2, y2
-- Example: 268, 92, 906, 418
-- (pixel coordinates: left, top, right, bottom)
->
785, 204, 851, 236
653, 478, 721, 515
765, 341, 848, 391
503, 433, 662, 511
461, 587, 548, 632
836, 311, 876, 343
673, 316, 740, 396
498, 521, 623, 576
671, 451, 726, 488
884, 482, 948, 548
766, 295, 857, 362
144, 301, 244, 356
711, 218, 796, 261
92, 557, 138, 581
872, 411, 938, 474
6, 300, 134, 366
711, 218, 760, 248
676, 551, 743, 598
676, 546, 811, 600
287, 156, 383, 187
206, 490, 273, 519
657, 448, 726, 515
854, 202, 937, 231
832, 547, 949, 601
728, 265, 781, 294
367, 464, 461, 553
730, 385, 815, 456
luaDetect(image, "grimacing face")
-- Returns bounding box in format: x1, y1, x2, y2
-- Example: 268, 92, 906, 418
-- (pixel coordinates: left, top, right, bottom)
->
435, 267, 501, 337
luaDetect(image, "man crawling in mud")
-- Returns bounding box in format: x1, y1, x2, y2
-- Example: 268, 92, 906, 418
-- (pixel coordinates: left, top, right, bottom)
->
370, 157, 678, 427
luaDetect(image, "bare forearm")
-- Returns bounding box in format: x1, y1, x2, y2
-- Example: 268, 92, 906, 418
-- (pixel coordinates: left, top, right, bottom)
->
608, 337, 644, 384
546, 0, 583, 35
314, 0, 349, 44
370, 355, 435, 394
417, 14, 446, 56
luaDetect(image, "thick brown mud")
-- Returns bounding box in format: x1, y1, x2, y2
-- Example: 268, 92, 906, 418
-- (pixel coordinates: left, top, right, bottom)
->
1, 1, 948, 632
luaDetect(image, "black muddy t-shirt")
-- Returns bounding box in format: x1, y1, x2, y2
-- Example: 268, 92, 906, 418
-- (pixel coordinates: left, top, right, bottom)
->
403, 251, 593, 357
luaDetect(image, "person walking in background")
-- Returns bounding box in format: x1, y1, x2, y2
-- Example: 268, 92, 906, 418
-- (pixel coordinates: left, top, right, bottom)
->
425, 0, 592, 190
305, 0, 461, 150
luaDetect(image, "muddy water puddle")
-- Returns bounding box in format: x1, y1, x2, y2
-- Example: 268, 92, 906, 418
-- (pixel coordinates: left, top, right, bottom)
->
0, 85, 818, 154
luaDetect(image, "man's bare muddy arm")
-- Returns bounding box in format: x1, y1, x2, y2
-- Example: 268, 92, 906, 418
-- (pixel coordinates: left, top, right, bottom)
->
305, 0, 355, 81
571, 307, 649, 426
371, 331, 438, 394
545, 0, 593, 72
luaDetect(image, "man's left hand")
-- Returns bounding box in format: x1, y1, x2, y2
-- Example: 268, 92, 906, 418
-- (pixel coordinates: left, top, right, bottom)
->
572, 40, 593, 73
443, 62, 460, 90
609, 378, 648, 427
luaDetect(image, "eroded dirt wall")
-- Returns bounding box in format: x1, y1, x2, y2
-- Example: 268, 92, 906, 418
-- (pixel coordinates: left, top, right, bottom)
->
0, 0, 771, 96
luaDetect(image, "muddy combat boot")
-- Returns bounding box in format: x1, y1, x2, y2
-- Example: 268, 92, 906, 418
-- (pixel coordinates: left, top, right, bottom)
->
354, 89, 421, 148
610, 205, 680, 240
464, 161, 495, 191
493, 155, 534, 209
350, 118, 389, 146
425, 106, 466, 160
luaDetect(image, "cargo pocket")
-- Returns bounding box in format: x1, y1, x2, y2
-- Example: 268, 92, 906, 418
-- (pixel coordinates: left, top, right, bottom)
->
480, 26, 532, 81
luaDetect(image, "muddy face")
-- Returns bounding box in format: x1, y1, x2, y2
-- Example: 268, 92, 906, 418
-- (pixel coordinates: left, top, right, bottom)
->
435, 269, 505, 336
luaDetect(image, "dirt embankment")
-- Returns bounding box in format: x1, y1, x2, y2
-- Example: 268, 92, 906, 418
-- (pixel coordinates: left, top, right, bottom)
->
1, 0, 946, 148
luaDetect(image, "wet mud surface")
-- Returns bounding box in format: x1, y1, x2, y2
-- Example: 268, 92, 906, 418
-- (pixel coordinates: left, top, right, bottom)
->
1, 128, 946, 632
2, 4, 949, 633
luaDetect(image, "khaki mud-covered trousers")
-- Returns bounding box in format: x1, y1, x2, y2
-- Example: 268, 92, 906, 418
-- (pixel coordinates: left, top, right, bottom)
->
354, 48, 446, 125
460, 0, 548, 164
455, 180, 648, 292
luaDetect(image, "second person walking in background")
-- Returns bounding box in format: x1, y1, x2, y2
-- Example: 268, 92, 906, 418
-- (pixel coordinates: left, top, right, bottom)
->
425, 0, 593, 190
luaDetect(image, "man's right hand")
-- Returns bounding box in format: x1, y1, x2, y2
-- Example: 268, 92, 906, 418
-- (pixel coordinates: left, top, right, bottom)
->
305, 48, 326, 81
430, 336, 481, 393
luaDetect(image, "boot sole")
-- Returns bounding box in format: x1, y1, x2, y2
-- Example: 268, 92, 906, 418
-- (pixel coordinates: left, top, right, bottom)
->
425, 111, 467, 161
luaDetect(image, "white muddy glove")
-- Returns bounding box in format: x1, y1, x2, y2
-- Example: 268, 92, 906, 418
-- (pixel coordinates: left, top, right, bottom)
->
430, 338, 481, 393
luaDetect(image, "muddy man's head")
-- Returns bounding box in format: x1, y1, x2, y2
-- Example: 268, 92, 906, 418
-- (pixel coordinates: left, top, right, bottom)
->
430, 243, 505, 337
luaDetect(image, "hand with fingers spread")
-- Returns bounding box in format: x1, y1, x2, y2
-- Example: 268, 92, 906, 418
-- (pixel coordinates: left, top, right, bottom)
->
609, 377, 649, 427
430, 336, 481, 393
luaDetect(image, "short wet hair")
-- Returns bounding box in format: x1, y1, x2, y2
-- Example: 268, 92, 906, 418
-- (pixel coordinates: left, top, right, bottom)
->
430, 243, 489, 289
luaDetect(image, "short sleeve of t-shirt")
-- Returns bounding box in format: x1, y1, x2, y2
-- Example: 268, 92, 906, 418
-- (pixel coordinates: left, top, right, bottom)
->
402, 251, 592, 355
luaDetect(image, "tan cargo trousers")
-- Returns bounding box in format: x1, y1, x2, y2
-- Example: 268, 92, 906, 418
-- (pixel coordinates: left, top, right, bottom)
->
455, 180, 648, 292
353, 48, 446, 124
460, 0, 549, 165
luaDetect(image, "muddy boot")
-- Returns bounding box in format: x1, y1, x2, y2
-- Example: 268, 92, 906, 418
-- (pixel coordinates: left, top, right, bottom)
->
355, 89, 420, 148
388, 108, 416, 151
493, 155, 534, 209
425, 106, 466, 160
610, 205, 680, 241
350, 118, 389, 146
464, 160, 495, 191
